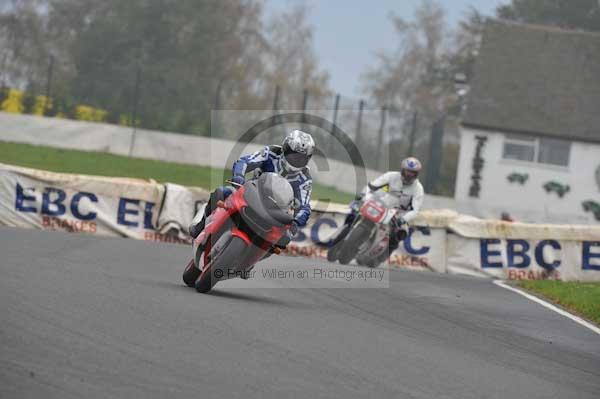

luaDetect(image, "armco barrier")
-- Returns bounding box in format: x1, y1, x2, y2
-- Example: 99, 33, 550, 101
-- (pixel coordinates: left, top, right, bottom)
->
0, 162, 208, 243
445, 215, 600, 281
0, 163, 447, 271
1, 163, 599, 280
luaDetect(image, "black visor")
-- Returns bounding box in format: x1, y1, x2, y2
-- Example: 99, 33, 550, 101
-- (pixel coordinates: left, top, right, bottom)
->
284, 148, 311, 168
401, 169, 418, 184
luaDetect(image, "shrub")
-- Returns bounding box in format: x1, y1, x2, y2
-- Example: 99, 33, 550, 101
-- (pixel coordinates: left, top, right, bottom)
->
33, 95, 52, 116
74, 105, 108, 122
1, 89, 25, 113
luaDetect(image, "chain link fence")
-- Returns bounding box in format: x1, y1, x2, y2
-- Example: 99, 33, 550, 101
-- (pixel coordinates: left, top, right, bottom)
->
1, 55, 457, 193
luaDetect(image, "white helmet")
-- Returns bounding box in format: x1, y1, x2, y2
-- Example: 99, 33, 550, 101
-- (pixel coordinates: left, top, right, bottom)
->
400, 157, 422, 185
281, 130, 315, 172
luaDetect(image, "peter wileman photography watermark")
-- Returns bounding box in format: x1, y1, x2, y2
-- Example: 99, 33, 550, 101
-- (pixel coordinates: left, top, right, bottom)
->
211, 264, 390, 289
215, 265, 388, 283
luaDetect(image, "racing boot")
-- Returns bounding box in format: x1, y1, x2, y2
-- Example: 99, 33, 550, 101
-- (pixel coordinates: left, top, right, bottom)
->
188, 211, 207, 239
375, 222, 409, 265
189, 187, 228, 239
376, 224, 408, 264
260, 232, 292, 261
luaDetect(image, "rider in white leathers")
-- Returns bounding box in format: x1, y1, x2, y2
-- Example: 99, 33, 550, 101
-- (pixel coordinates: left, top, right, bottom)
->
332, 157, 424, 262
368, 167, 424, 225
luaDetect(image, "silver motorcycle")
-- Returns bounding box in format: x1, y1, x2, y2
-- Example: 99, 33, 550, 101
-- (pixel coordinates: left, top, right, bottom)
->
327, 189, 406, 268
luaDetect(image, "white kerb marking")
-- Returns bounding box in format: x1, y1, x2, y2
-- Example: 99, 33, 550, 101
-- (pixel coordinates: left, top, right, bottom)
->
493, 280, 600, 336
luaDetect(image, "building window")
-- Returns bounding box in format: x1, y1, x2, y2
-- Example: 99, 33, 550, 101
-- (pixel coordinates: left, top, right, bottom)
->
503, 135, 535, 162
537, 138, 570, 166
502, 134, 570, 167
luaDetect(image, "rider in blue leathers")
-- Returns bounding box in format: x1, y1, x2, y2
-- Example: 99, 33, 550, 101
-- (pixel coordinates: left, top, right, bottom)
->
189, 130, 315, 239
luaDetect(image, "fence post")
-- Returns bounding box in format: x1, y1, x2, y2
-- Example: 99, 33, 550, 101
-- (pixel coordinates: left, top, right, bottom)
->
424, 115, 445, 193
406, 111, 418, 158
301, 89, 308, 124
273, 85, 280, 111
44, 55, 54, 116
214, 78, 224, 110
269, 85, 281, 143
329, 94, 340, 159
128, 66, 142, 157
376, 105, 387, 170
212, 78, 225, 138
355, 99, 364, 152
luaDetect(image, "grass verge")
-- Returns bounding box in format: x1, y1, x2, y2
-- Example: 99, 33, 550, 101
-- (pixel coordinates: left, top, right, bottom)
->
0, 141, 355, 204
517, 280, 600, 325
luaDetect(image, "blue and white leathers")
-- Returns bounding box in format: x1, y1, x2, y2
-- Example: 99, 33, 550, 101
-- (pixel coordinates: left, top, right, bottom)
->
232, 145, 312, 226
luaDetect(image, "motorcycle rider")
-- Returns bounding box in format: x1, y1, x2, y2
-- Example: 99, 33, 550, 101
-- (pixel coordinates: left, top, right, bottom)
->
189, 129, 315, 242
331, 157, 424, 263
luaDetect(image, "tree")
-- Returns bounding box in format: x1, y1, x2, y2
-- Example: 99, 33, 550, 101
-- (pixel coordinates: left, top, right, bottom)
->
362, 0, 483, 194
449, 8, 485, 85
40, 0, 273, 134
0, 0, 331, 138
218, 3, 332, 142
260, 4, 330, 110
0, 0, 49, 88
362, 0, 457, 154
497, 0, 600, 31
363, 1, 452, 125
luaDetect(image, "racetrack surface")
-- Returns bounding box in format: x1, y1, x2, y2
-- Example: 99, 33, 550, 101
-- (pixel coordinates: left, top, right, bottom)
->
1, 226, 599, 399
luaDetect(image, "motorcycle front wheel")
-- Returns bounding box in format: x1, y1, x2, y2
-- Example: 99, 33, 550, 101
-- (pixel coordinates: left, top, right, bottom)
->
195, 236, 248, 293
338, 223, 372, 265
327, 240, 343, 262
183, 259, 201, 287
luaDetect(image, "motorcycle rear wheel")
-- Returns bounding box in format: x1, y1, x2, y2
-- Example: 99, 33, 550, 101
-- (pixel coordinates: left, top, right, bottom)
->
355, 254, 377, 268
195, 236, 248, 293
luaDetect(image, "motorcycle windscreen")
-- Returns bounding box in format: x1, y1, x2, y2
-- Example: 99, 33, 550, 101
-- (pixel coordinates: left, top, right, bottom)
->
241, 173, 294, 236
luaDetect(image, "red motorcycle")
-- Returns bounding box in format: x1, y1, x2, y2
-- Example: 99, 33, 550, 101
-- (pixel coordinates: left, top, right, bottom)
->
182, 173, 295, 293
328, 189, 405, 268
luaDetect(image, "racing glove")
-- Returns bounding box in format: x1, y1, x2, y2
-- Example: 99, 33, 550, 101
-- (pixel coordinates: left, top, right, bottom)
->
271, 221, 298, 253
231, 175, 245, 186
395, 217, 407, 228
393, 217, 408, 241
350, 200, 361, 212
289, 221, 299, 237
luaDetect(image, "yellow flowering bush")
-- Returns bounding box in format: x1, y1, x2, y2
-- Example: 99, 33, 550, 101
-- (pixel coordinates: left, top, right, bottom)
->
32, 95, 51, 116
120, 114, 131, 126
74, 105, 108, 122
1, 89, 24, 113
119, 114, 140, 126
1, 86, 108, 123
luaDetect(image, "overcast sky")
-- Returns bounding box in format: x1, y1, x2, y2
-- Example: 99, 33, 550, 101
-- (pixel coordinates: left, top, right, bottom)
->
265, 0, 508, 97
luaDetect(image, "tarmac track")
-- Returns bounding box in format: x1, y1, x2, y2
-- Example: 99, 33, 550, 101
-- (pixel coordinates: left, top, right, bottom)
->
1, 226, 599, 399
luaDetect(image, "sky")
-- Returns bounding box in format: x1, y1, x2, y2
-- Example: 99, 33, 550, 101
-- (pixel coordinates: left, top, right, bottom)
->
265, 0, 508, 98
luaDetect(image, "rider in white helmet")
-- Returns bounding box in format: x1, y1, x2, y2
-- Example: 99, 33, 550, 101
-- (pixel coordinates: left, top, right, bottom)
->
189, 130, 315, 239
330, 157, 425, 262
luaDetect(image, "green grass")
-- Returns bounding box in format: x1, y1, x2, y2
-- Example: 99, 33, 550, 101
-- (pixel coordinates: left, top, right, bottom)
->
517, 280, 600, 325
0, 141, 354, 204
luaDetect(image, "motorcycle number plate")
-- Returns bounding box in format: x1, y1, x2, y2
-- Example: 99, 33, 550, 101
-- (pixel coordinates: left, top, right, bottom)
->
361, 201, 385, 223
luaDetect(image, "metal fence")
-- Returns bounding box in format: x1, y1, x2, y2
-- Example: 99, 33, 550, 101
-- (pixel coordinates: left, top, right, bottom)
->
1, 55, 451, 190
